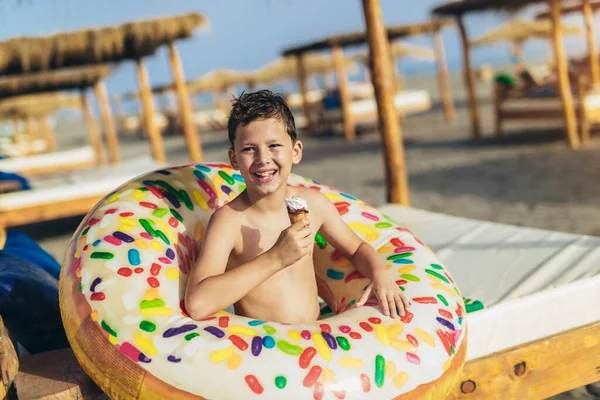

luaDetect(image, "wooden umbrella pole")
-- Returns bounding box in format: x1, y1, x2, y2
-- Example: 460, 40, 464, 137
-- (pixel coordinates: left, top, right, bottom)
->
332, 45, 356, 142
296, 54, 313, 131
361, 0, 409, 205
41, 116, 58, 152
433, 28, 456, 122
80, 91, 107, 166
168, 42, 202, 162
136, 59, 166, 163
457, 16, 482, 142
94, 81, 120, 164
583, 0, 600, 87
550, 0, 580, 149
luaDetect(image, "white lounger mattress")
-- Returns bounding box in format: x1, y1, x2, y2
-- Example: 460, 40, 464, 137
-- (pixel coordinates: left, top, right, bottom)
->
0, 157, 162, 211
377, 204, 600, 361
0, 146, 96, 173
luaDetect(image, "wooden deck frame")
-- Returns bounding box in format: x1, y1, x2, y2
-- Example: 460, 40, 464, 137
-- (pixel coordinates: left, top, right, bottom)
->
94, 80, 120, 164
136, 59, 166, 163
456, 15, 482, 142
332, 45, 356, 142
432, 28, 457, 122
80, 91, 106, 166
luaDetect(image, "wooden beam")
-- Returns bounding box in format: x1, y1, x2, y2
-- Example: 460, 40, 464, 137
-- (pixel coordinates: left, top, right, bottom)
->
550, 0, 580, 149
448, 321, 600, 399
361, 0, 410, 205
168, 42, 203, 162
332, 45, 356, 142
457, 16, 482, 142
136, 59, 166, 163
432, 29, 456, 122
296, 54, 313, 131
80, 91, 106, 166
583, 0, 600, 87
94, 80, 120, 164
41, 116, 58, 152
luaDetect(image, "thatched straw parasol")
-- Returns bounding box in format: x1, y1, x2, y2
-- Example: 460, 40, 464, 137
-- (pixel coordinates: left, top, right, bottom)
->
187, 69, 254, 94
0, 92, 80, 120
352, 41, 435, 63
252, 54, 357, 84
0, 65, 112, 99
472, 18, 583, 46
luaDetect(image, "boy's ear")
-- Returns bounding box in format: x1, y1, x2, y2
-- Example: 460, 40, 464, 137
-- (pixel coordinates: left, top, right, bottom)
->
292, 140, 303, 165
228, 147, 239, 170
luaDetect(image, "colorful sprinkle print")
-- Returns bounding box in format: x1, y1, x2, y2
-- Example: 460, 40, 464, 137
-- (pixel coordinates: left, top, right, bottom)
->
65, 163, 466, 399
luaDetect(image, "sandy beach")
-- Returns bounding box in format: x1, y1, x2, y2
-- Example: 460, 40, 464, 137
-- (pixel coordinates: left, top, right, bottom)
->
12, 71, 600, 398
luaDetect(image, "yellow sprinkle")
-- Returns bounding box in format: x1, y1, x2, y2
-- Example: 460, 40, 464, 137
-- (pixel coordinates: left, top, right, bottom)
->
166, 268, 180, 280
391, 339, 415, 352
312, 332, 332, 361
140, 307, 173, 316
133, 189, 145, 200
109, 335, 118, 345
386, 361, 396, 377
374, 324, 390, 346
324, 193, 344, 202
210, 347, 234, 363
194, 222, 204, 242
393, 372, 409, 388
193, 190, 208, 210
442, 357, 452, 372
431, 282, 455, 297
388, 324, 403, 339
339, 357, 365, 369
378, 245, 393, 254
398, 265, 416, 274
288, 330, 301, 341
155, 220, 177, 243
228, 354, 241, 370
322, 368, 335, 384
134, 333, 158, 356
76, 268, 82, 278
415, 328, 435, 347
90, 310, 98, 321
135, 239, 148, 250
334, 258, 351, 268
386, 264, 392, 269
212, 174, 225, 186
107, 193, 119, 203
144, 288, 159, 301
74, 250, 80, 258
366, 233, 379, 242
228, 326, 258, 336
118, 224, 135, 232
151, 241, 163, 252
118, 217, 136, 226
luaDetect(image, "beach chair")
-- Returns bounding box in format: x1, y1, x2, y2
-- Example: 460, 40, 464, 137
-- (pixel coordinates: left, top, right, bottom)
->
0, 146, 97, 177
376, 204, 600, 399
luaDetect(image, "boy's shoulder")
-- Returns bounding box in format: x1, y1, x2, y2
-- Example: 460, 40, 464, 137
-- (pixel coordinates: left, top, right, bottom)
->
208, 200, 244, 229
289, 186, 332, 211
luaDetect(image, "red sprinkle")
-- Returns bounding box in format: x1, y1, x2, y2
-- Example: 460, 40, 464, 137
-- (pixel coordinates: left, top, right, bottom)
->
330, 250, 344, 261
344, 271, 366, 283
303, 365, 322, 388
359, 322, 373, 332
361, 211, 379, 221
119, 212, 134, 217
147, 277, 160, 288
117, 267, 132, 277
147, 185, 164, 199
338, 325, 351, 334
88, 218, 100, 226
313, 382, 324, 400
332, 386, 346, 399
301, 330, 312, 340
368, 317, 381, 324
104, 236, 122, 246
134, 267, 144, 274
319, 324, 331, 334
90, 292, 105, 301
406, 334, 419, 347
400, 311, 414, 324
439, 309, 453, 319
150, 263, 161, 276
244, 375, 263, 394
413, 296, 438, 304
140, 232, 153, 240
168, 217, 178, 228
158, 257, 172, 264
349, 332, 362, 340
229, 334, 248, 351
82, 244, 89, 252
139, 201, 158, 209
407, 352, 421, 365
390, 237, 405, 247
360, 374, 371, 392
395, 279, 408, 286
218, 316, 229, 328
104, 208, 117, 215
299, 347, 317, 369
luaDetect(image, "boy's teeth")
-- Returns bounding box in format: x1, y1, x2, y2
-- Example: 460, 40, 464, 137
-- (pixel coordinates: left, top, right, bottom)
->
256, 171, 275, 177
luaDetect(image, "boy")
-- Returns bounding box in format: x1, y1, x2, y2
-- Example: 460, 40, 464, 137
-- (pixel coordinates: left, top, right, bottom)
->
185, 90, 409, 324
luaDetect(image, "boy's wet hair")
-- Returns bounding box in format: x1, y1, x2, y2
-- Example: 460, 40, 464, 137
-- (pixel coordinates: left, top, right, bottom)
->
228, 90, 297, 147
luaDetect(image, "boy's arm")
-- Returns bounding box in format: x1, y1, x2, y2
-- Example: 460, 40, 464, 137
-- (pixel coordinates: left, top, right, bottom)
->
313, 192, 409, 318
184, 209, 312, 320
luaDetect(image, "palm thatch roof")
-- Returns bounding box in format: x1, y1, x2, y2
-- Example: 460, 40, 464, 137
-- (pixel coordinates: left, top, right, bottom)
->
0, 13, 207, 76
432, 0, 571, 16
352, 41, 435, 63
282, 20, 451, 56
536, 0, 600, 19
0, 92, 81, 119
253, 54, 357, 84
472, 18, 583, 46
0, 65, 112, 99
188, 69, 255, 93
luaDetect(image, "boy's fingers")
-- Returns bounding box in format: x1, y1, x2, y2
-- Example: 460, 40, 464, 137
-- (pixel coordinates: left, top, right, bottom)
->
388, 296, 398, 318
356, 285, 372, 306
401, 294, 410, 311
379, 293, 390, 316
394, 293, 406, 317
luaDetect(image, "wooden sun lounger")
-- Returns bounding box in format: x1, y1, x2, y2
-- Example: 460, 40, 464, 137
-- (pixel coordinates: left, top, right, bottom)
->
377, 204, 600, 399
0, 146, 97, 177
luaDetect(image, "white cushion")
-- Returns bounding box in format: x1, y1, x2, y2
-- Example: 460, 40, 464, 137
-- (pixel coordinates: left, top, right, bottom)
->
0, 146, 95, 172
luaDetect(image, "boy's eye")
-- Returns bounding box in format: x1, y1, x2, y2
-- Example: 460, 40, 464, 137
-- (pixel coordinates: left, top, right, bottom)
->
242, 147, 254, 152
269, 144, 281, 148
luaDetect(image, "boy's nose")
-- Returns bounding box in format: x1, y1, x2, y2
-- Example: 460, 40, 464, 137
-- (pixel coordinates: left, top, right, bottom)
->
256, 150, 271, 165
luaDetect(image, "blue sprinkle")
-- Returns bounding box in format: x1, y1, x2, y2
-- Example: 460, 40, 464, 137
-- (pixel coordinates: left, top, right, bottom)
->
90, 277, 102, 292
138, 353, 152, 363
166, 248, 175, 260
263, 336, 275, 349
340, 192, 357, 200
167, 355, 181, 363
92, 240, 101, 247
156, 170, 172, 175
128, 249, 140, 266
113, 231, 134, 243
221, 185, 232, 195
204, 326, 225, 338
436, 317, 455, 331
195, 165, 211, 172
232, 174, 245, 183
163, 191, 181, 208
393, 259, 414, 264
248, 320, 265, 326
142, 180, 155, 186
458, 317, 463, 325
193, 170, 206, 180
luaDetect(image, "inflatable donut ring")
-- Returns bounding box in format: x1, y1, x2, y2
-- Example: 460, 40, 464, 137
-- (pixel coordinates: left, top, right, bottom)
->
60, 163, 467, 400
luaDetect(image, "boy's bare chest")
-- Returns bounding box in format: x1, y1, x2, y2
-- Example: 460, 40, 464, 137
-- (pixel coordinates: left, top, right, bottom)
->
232, 219, 291, 265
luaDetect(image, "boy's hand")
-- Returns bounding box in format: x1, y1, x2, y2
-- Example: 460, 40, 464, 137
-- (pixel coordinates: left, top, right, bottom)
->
271, 219, 312, 268
356, 270, 410, 318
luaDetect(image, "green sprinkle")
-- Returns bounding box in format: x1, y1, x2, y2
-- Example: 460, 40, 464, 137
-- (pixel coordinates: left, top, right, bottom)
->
454, 286, 461, 295
152, 208, 168, 218
81, 227, 90, 236
425, 269, 449, 284
139, 321, 156, 332
77, 284, 82, 292
140, 219, 157, 237
466, 300, 484, 313
274, 376, 287, 389
238, 184, 246, 192
326, 269, 345, 280
179, 190, 193, 211
101, 320, 117, 337
387, 252, 413, 261
400, 273, 420, 282
264, 325, 276, 335
437, 294, 449, 307
155, 180, 182, 201
140, 299, 165, 309
383, 214, 401, 225
139, 187, 149, 192
374, 222, 392, 229
90, 252, 114, 260
430, 263, 444, 270
218, 170, 235, 185
399, 286, 405, 291
336, 336, 350, 351
170, 208, 183, 222
156, 230, 170, 245
375, 354, 385, 388
315, 232, 328, 249
276, 340, 303, 356
185, 332, 200, 341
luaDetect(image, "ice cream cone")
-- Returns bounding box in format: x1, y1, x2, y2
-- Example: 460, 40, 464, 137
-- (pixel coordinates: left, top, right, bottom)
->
288, 210, 309, 224
285, 196, 309, 224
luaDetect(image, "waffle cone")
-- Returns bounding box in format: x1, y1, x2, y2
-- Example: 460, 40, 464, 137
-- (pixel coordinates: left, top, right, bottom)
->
288, 210, 309, 224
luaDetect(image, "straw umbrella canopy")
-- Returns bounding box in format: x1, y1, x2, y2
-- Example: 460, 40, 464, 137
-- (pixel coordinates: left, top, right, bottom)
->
472, 17, 583, 46
433, 0, 581, 150
187, 69, 255, 94
0, 92, 80, 120
252, 54, 357, 84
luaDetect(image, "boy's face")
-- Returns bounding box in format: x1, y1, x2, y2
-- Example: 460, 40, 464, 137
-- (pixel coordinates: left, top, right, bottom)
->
228, 118, 302, 197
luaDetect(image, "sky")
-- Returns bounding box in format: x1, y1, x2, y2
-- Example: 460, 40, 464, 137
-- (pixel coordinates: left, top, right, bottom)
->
0, 0, 598, 100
